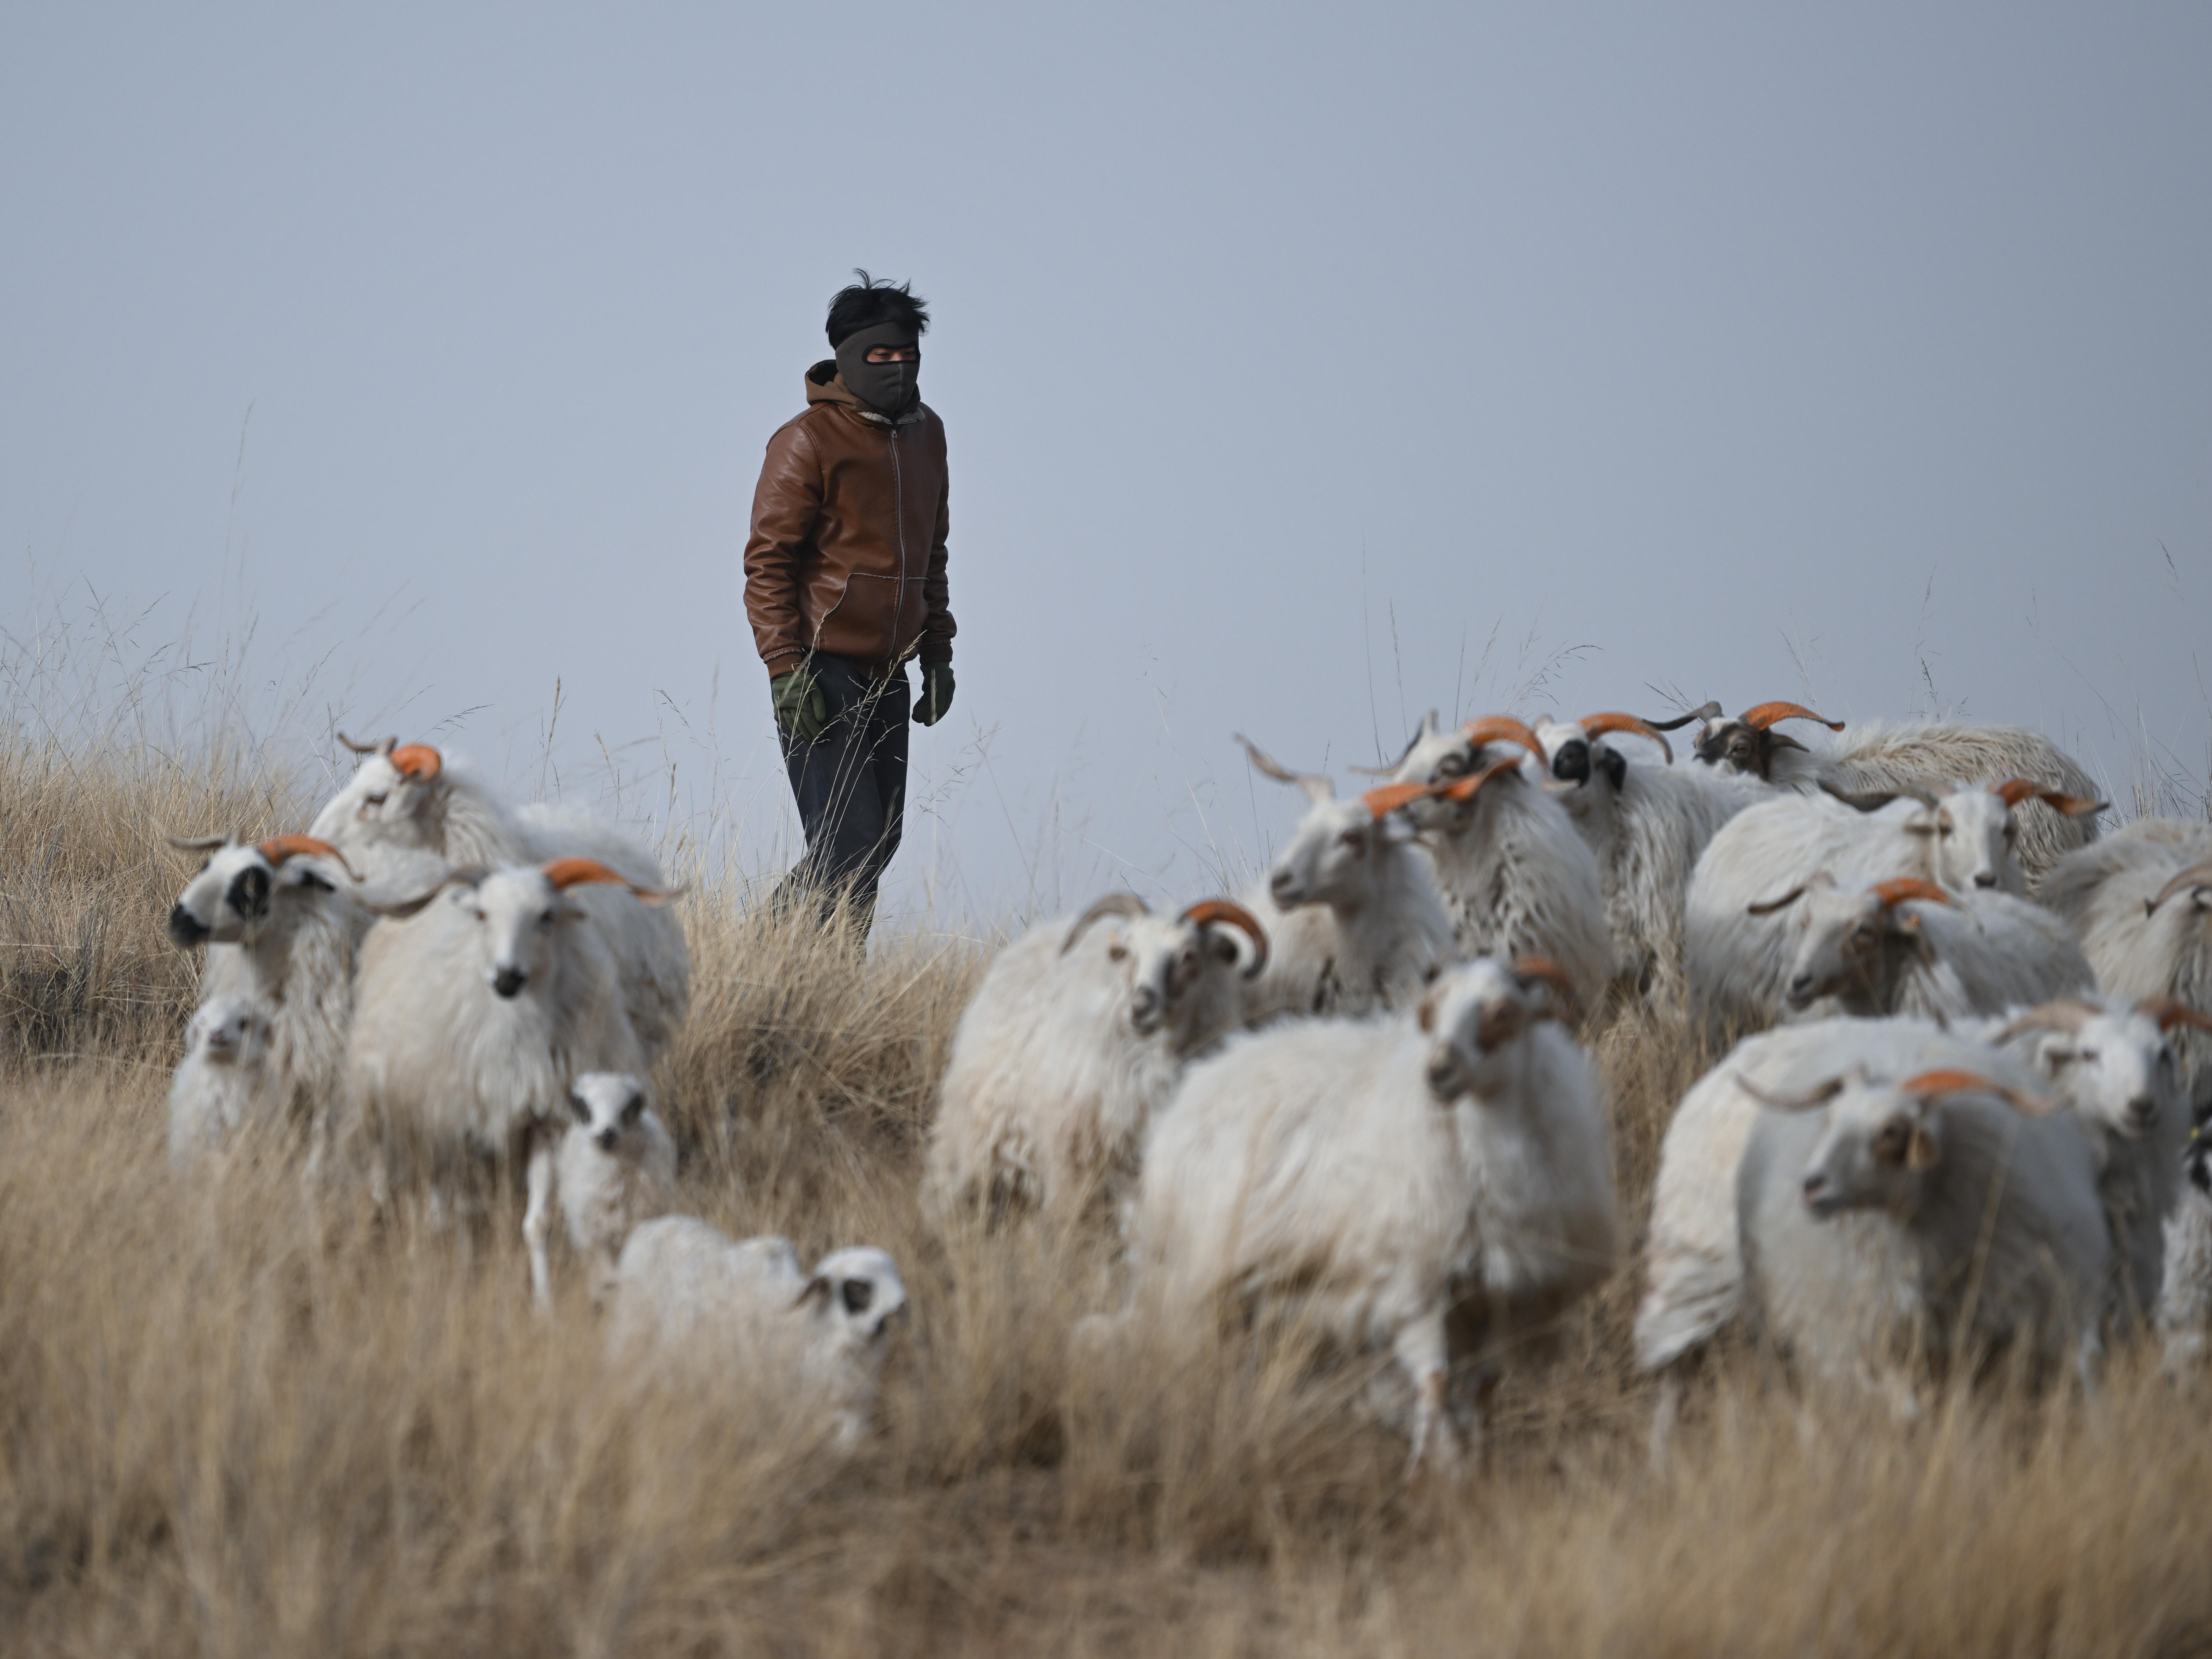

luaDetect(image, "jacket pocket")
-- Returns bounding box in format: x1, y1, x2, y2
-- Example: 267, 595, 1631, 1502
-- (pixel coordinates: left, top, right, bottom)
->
813, 572, 900, 663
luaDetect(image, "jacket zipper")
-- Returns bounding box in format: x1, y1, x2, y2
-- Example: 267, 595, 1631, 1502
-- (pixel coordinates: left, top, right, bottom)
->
889, 422, 909, 669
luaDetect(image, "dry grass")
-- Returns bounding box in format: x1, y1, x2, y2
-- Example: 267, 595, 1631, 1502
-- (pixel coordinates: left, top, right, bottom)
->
4, 722, 2212, 1658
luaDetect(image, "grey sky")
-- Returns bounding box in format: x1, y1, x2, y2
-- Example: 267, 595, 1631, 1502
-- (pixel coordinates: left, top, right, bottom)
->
5, 3, 2207, 927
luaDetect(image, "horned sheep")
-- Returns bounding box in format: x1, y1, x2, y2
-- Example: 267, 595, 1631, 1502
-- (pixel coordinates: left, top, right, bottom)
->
311, 735, 690, 1063
1125, 957, 1617, 1474
609, 1218, 909, 1451
1383, 715, 1614, 1014
923, 892, 1268, 1221
1735, 1067, 2109, 1407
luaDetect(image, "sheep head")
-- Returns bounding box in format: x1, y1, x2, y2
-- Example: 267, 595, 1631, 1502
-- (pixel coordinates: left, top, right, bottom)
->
164, 833, 360, 947
1786, 1068, 2051, 1221
315, 734, 450, 855
795, 1245, 909, 1346
1265, 781, 1426, 913
1062, 894, 1269, 1042
1418, 957, 1572, 1103
566, 1071, 650, 1154
1754, 875, 1954, 1014
1680, 700, 1843, 779
184, 994, 270, 1068
1996, 998, 2189, 1140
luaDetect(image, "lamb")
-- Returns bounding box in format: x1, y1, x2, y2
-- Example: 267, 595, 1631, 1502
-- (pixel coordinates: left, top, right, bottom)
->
608, 1218, 908, 1450
165, 833, 370, 1137
167, 994, 275, 1169
1382, 714, 1613, 1014
1975, 998, 2207, 1331
1234, 738, 1458, 1022
1125, 957, 1617, 1474
2039, 820, 2212, 1090
551, 1071, 678, 1308
923, 892, 1268, 1221
311, 734, 690, 1062
342, 858, 677, 1280
1660, 700, 2103, 881
1757, 874, 2095, 1024
1531, 710, 1764, 1008
1735, 1066, 2109, 1407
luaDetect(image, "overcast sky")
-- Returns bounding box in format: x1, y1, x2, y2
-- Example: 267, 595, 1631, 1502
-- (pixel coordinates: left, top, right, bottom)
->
4, 3, 2207, 928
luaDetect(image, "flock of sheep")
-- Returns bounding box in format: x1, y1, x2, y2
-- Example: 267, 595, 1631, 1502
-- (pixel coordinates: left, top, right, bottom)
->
155, 699, 2212, 1474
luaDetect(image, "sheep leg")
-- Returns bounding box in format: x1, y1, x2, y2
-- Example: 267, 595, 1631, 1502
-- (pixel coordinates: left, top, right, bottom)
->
1394, 1313, 1461, 1484
523, 1123, 556, 1313
1648, 1371, 1683, 1476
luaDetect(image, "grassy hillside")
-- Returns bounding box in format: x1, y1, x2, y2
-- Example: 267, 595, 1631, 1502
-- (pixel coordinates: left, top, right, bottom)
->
2, 722, 2209, 1658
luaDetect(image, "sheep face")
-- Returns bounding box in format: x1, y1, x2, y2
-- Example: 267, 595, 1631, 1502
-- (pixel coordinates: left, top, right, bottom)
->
168, 842, 346, 947
1772, 884, 1927, 1012
1798, 1082, 1939, 1219
567, 1070, 649, 1153
459, 867, 580, 1001
1418, 958, 1561, 1102
1695, 717, 1792, 779
800, 1246, 909, 1348
185, 995, 270, 1068
1911, 787, 2020, 895
1102, 915, 1230, 1038
2023, 1009, 2180, 1139
1389, 725, 1538, 835
1268, 798, 1415, 911
313, 750, 447, 852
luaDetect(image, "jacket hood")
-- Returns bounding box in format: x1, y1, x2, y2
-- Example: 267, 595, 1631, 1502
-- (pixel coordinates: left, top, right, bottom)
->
805, 361, 925, 426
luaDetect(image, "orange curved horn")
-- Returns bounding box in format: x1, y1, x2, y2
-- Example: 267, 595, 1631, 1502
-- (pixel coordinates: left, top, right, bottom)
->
1461, 716, 1546, 758
2140, 997, 2212, 1036
1739, 701, 1843, 733
1871, 878, 1954, 910
389, 743, 442, 781
1511, 956, 1580, 1021
1434, 754, 1526, 804
1990, 778, 2041, 809
1578, 712, 1672, 764
1360, 782, 1433, 818
1179, 899, 1270, 978
1901, 1068, 2058, 1115
542, 856, 680, 902
257, 835, 360, 880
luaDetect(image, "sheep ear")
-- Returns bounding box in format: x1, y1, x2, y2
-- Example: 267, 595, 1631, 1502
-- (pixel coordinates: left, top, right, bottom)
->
1906, 1124, 1940, 1170
792, 1274, 832, 1311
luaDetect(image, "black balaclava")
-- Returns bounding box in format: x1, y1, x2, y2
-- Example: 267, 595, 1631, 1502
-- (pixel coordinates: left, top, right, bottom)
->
833, 321, 921, 419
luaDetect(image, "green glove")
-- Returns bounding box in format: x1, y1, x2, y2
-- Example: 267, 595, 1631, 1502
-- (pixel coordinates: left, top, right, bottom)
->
770, 668, 829, 745
914, 662, 956, 727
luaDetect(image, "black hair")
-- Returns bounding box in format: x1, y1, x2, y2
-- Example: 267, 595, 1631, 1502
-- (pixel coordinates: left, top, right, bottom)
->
826, 270, 930, 348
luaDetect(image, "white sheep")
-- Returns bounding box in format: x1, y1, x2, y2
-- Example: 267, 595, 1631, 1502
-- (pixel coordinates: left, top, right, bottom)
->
2040, 820, 2212, 1090
1735, 1065, 2108, 1407
312, 735, 690, 1063
1974, 998, 2207, 1331
923, 893, 1268, 1221
1753, 874, 2095, 1026
1235, 738, 1459, 1022
343, 858, 676, 1277
551, 1071, 678, 1308
167, 994, 275, 1169
165, 832, 370, 1139
1126, 957, 1617, 1474
1531, 710, 1765, 1009
1383, 714, 1613, 1014
1662, 700, 2103, 881
1821, 775, 2107, 897
2158, 1132, 2212, 1375
608, 1218, 908, 1450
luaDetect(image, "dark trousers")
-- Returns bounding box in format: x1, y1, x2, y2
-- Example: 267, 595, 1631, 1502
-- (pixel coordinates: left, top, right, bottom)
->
775, 653, 910, 937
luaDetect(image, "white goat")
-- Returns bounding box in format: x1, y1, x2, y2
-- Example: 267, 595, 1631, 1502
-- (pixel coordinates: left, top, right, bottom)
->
1735, 1066, 2108, 1407
552, 1071, 678, 1308
1383, 714, 1613, 1014
1235, 738, 1458, 1023
609, 1219, 908, 1451
343, 858, 676, 1280
165, 833, 370, 1136
167, 994, 275, 1169
2040, 821, 2212, 1090
1821, 775, 2107, 897
1973, 998, 2206, 1331
1661, 700, 2103, 881
1126, 958, 1616, 1474
312, 735, 690, 1063
924, 892, 1267, 1221
1531, 710, 1764, 1009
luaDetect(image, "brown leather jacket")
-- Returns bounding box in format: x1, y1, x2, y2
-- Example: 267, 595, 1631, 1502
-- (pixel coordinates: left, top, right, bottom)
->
743, 362, 955, 677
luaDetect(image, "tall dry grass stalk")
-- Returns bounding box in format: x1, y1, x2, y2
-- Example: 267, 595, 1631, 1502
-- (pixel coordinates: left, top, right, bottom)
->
4, 721, 2212, 1657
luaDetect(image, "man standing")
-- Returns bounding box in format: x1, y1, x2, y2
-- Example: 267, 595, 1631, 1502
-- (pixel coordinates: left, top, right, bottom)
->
743, 272, 955, 936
